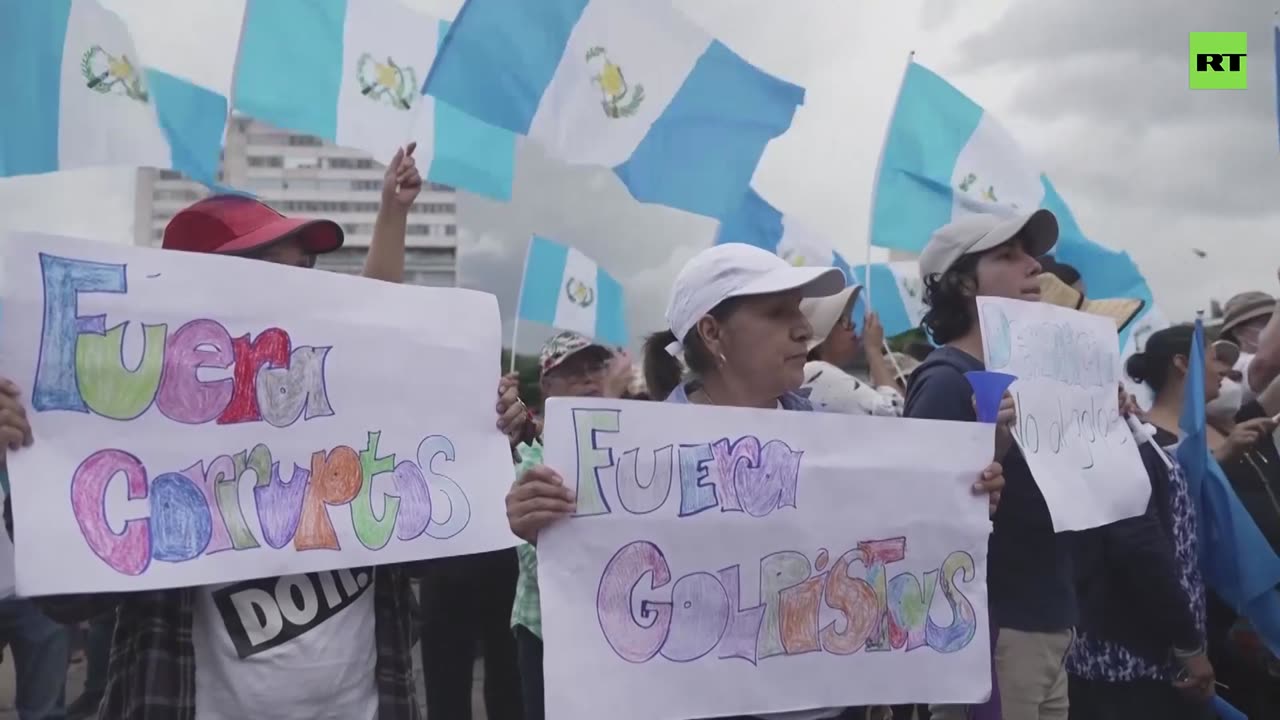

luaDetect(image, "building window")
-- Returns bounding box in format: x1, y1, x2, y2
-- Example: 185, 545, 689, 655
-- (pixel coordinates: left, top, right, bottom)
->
427, 182, 453, 192
351, 179, 382, 191
157, 169, 183, 180
156, 188, 201, 202
288, 135, 322, 147
445, 225, 457, 237
248, 155, 284, 168
277, 200, 383, 214
326, 157, 375, 170
317, 247, 456, 287
413, 202, 457, 214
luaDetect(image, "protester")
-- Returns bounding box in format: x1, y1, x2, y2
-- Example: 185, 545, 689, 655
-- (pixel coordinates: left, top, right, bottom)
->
1218, 290, 1280, 406
418, 547, 523, 720
1133, 324, 1280, 718
0, 464, 70, 720
505, 330, 633, 720
904, 210, 1069, 720
0, 144, 531, 720
1066, 386, 1215, 718
66, 612, 113, 719
512, 243, 1005, 720
798, 285, 903, 416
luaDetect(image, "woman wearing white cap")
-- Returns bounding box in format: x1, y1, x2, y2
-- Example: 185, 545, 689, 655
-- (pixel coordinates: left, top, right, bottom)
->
797, 286, 904, 418
507, 244, 1006, 720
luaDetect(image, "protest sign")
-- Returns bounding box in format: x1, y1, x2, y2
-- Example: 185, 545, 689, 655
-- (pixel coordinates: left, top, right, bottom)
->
538, 397, 995, 720
978, 296, 1151, 532
0, 232, 519, 596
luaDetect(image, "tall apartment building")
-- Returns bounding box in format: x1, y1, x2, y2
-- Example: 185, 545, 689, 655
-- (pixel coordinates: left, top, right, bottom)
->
135, 117, 459, 287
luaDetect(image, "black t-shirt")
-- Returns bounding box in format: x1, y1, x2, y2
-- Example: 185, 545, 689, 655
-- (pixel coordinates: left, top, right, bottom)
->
904, 346, 1077, 632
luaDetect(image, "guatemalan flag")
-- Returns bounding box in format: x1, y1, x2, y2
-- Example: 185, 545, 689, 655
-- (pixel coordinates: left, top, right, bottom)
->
517, 236, 628, 347
717, 190, 927, 337
0, 0, 226, 182
424, 0, 805, 220
234, 0, 516, 201
1178, 318, 1280, 659
869, 60, 1164, 353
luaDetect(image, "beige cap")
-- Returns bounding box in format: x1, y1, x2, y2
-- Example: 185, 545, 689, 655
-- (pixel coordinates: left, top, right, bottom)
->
1221, 291, 1275, 336
918, 209, 1058, 281
800, 285, 862, 351
1037, 273, 1144, 332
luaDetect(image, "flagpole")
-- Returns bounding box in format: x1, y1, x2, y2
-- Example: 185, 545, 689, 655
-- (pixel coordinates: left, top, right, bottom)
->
509, 236, 535, 374
864, 49, 916, 366
863, 49, 916, 305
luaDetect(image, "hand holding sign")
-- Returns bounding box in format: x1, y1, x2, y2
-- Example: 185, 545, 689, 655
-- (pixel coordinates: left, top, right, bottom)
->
506, 464, 576, 545
0, 378, 32, 458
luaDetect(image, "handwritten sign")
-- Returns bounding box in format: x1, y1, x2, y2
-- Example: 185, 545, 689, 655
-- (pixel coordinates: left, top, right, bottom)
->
978, 296, 1151, 532
0, 232, 519, 596
538, 398, 995, 720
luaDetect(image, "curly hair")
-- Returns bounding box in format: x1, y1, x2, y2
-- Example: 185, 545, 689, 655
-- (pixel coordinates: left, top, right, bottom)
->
920, 253, 981, 344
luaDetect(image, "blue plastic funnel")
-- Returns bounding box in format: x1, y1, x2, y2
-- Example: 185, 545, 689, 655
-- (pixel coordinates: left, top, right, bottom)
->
965, 371, 1017, 424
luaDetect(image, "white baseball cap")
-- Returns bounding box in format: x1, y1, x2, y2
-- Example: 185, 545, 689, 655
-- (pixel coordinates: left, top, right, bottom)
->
918, 209, 1058, 281
800, 284, 862, 351
664, 244, 846, 356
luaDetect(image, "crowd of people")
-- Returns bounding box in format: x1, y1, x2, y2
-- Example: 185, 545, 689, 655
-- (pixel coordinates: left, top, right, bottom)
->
0, 149, 1278, 720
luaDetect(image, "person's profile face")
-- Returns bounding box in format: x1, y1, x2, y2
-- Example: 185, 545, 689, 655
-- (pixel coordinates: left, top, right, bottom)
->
541, 351, 609, 399
245, 237, 316, 269
1232, 317, 1270, 353
973, 236, 1044, 302
711, 289, 812, 394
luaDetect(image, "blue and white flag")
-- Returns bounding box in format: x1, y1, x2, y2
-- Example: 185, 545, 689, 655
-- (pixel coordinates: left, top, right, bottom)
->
517, 236, 628, 347
870, 60, 1160, 348
716, 190, 927, 337
425, 0, 804, 219
0, 0, 225, 182
234, 0, 516, 200
1178, 318, 1280, 659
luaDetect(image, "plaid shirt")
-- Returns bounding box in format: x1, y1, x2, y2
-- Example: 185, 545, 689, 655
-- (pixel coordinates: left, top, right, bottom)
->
38, 563, 423, 720
510, 442, 544, 637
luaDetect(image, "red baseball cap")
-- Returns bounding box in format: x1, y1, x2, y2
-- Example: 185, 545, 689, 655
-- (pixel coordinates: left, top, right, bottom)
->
162, 195, 344, 256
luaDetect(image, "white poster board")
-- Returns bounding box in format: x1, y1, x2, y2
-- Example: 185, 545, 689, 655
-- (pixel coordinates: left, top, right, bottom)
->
0, 232, 519, 595
978, 296, 1151, 532
539, 397, 995, 720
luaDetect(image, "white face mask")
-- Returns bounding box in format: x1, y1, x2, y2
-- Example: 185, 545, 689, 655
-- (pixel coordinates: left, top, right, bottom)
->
1208, 376, 1244, 424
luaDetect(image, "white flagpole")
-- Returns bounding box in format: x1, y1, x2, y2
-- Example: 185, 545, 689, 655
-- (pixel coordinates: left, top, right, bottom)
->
864, 49, 916, 366
509, 236, 535, 374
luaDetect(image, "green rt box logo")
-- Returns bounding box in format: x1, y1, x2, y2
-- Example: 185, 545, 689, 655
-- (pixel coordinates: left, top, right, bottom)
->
1189, 32, 1247, 89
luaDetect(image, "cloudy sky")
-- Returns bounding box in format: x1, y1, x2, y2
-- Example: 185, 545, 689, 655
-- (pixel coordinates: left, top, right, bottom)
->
438, 0, 1280, 352
2, 0, 1275, 354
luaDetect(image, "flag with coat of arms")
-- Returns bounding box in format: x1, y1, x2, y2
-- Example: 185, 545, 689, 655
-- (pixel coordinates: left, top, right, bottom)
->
868, 59, 1164, 355
424, 0, 805, 220
515, 236, 628, 348
233, 0, 516, 201
0, 0, 226, 183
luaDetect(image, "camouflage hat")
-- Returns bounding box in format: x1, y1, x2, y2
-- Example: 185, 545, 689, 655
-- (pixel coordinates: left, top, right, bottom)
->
539, 331, 610, 375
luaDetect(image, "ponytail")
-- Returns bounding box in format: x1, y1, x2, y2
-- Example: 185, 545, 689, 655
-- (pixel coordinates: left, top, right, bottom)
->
644, 330, 686, 401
